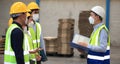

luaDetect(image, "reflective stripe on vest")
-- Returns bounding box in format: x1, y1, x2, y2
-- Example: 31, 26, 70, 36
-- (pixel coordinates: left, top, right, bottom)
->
88, 55, 110, 60
88, 24, 110, 61
4, 24, 30, 64
4, 62, 30, 64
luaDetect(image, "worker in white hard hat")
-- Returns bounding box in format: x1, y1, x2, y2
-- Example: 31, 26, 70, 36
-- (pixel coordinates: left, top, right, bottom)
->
78, 6, 110, 64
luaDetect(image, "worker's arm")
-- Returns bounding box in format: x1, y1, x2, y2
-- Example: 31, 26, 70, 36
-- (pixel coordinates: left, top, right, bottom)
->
29, 48, 42, 54
88, 29, 108, 52
11, 28, 24, 64
40, 32, 46, 55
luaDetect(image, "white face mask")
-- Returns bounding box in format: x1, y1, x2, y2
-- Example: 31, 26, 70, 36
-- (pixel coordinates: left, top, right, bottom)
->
88, 16, 94, 24
23, 26, 28, 34
28, 21, 34, 27
33, 14, 39, 22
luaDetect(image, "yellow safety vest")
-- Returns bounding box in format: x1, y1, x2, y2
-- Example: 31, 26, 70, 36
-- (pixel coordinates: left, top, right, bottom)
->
29, 22, 41, 49
87, 24, 110, 64
24, 30, 36, 62
4, 24, 30, 64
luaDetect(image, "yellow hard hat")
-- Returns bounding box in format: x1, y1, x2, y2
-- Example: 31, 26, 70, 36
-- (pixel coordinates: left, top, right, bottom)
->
27, 8, 31, 13
27, 2, 40, 10
10, 2, 27, 14
8, 18, 13, 26
27, 13, 30, 17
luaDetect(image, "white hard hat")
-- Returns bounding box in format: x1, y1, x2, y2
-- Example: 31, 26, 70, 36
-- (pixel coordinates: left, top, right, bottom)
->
91, 6, 105, 18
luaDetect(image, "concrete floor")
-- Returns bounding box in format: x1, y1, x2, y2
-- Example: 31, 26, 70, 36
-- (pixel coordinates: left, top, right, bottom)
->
0, 46, 120, 64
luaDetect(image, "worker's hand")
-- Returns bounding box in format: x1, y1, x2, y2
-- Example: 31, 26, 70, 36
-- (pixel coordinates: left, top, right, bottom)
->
29, 50, 36, 54
77, 49, 84, 53
36, 54, 41, 61
35, 48, 43, 52
29, 48, 42, 54
79, 42, 88, 47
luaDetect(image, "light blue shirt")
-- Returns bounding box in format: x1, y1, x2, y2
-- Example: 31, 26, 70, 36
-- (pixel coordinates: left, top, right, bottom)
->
88, 22, 108, 52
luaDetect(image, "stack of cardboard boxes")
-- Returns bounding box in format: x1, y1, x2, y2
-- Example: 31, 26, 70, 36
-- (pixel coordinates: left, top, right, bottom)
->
44, 19, 75, 56
78, 11, 93, 37
57, 19, 74, 55
44, 37, 57, 54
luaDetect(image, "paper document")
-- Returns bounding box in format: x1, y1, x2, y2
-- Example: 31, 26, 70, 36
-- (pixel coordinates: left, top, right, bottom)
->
70, 34, 89, 51
72, 34, 90, 44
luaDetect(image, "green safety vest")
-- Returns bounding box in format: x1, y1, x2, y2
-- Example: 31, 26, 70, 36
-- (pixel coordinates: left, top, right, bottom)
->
4, 24, 30, 64
28, 22, 41, 63
28, 22, 41, 53
24, 32, 36, 62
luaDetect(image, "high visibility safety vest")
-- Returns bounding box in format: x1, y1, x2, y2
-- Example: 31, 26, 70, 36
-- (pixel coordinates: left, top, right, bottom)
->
29, 22, 41, 51
24, 31, 36, 62
87, 24, 110, 64
4, 24, 30, 64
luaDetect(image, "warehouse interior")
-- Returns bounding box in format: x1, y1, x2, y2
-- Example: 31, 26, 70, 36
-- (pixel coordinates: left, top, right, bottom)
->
0, 0, 120, 64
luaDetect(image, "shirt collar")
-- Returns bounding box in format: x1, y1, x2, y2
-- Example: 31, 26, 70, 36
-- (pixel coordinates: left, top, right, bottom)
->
93, 22, 104, 30
12, 21, 23, 30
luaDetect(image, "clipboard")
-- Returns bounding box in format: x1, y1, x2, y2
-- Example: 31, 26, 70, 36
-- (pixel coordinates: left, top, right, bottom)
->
70, 34, 89, 51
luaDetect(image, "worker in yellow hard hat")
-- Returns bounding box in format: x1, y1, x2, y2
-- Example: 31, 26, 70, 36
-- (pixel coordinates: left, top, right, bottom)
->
4, 2, 30, 64
8, 5, 31, 27
28, 2, 47, 64
28, 2, 40, 22
28, 2, 41, 64
25, 11, 41, 64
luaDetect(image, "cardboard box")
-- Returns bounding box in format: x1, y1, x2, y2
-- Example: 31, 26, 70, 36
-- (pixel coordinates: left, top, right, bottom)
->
44, 37, 58, 53
78, 11, 93, 38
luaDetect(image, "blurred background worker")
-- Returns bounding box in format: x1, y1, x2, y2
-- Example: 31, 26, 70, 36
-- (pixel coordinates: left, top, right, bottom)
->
79, 6, 110, 64
4, 2, 30, 64
28, 2, 47, 64
8, 18, 13, 27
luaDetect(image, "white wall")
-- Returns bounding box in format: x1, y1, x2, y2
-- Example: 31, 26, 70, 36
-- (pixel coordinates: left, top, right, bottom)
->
110, 0, 120, 46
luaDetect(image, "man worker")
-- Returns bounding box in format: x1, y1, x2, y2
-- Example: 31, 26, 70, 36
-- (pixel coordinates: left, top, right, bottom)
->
79, 6, 110, 64
4, 2, 30, 64
28, 3, 46, 55
27, 2, 47, 64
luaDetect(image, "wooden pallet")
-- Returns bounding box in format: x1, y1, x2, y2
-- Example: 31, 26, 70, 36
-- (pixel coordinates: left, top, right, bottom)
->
57, 53, 74, 57
46, 52, 57, 56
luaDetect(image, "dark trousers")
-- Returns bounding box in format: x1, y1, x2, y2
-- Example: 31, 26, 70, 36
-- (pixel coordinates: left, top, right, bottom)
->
30, 60, 41, 64
37, 61, 41, 64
